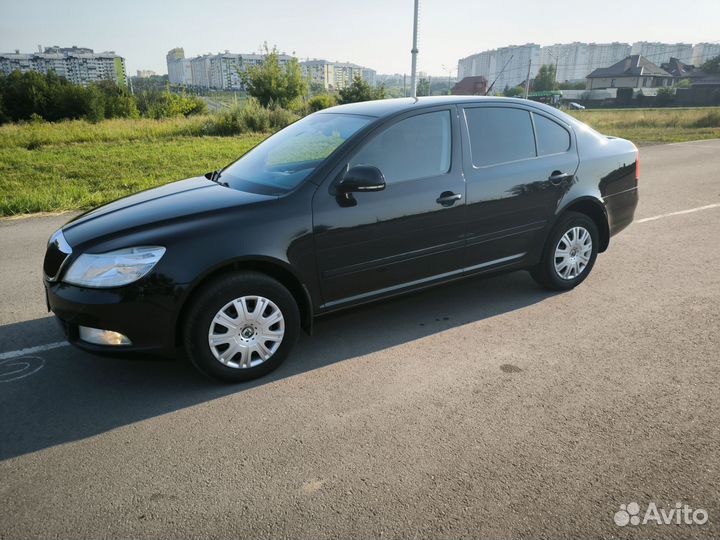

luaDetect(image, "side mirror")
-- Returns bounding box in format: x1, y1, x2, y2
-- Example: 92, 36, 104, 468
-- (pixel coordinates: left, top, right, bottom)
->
336, 166, 386, 206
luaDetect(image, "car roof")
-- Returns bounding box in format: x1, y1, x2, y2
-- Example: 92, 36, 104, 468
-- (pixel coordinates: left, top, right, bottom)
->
319, 95, 561, 118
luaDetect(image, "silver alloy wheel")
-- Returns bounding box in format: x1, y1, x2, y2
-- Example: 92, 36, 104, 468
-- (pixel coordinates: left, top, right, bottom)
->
207, 295, 285, 369
554, 226, 592, 280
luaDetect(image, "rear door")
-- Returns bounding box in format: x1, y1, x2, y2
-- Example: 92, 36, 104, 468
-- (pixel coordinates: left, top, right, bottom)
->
459, 104, 579, 271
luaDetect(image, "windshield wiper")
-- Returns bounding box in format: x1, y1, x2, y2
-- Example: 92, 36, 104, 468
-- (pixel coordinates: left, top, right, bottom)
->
205, 170, 228, 187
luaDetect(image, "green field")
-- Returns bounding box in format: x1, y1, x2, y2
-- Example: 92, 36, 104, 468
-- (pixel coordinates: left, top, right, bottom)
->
1, 107, 719, 217
568, 107, 720, 145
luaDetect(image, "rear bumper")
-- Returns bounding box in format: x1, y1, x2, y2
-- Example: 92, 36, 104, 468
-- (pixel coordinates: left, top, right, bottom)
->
606, 186, 639, 237
45, 280, 185, 358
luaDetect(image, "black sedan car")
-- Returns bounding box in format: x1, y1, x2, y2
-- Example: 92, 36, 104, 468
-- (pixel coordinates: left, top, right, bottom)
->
44, 97, 639, 382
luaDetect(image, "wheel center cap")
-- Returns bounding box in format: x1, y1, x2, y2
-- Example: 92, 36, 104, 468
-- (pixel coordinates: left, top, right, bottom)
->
240, 326, 255, 339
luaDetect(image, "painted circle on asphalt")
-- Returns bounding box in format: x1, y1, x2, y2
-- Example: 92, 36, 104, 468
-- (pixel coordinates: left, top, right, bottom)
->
0, 356, 45, 382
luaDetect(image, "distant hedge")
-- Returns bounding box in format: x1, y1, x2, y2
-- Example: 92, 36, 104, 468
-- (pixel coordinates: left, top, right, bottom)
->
0, 70, 206, 124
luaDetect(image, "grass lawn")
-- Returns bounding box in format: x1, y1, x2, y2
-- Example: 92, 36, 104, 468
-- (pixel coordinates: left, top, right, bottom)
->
0, 107, 719, 217
568, 107, 720, 145
0, 118, 266, 216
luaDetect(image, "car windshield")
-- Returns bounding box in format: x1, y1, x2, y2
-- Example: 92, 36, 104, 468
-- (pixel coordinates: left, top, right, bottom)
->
221, 112, 372, 194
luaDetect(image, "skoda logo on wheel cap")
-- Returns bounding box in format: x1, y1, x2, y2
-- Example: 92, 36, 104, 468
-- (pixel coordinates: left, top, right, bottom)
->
241, 326, 255, 339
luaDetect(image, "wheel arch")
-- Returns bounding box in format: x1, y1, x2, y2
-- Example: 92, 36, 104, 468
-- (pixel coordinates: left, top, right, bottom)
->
175, 257, 314, 347
557, 197, 610, 252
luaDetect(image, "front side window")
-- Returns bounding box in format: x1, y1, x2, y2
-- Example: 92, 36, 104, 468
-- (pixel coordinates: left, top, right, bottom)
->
533, 113, 570, 156
464, 107, 536, 167
222, 112, 371, 194
350, 110, 451, 183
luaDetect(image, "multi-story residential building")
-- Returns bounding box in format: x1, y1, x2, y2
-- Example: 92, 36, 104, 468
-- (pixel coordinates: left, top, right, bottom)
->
168, 48, 294, 90
540, 42, 632, 83
459, 41, 715, 89
136, 70, 157, 78
458, 44, 541, 91
0, 46, 127, 86
166, 47, 193, 85
630, 42, 693, 65
692, 42, 720, 67
300, 59, 376, 90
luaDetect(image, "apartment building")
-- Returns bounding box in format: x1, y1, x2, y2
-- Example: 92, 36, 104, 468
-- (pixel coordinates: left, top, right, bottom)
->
167, 48, 293, 89
166, 47, 192, 86
539, 42, 631, 83
630, 42, 693, 65
458, 44, 541, 90
692, 42, 720, 67
0, 46, 127, 86
300, 59, 376, 90
459, 41, 716, 91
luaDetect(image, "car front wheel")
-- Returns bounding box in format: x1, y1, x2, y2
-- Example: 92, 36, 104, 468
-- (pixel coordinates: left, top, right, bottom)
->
183, 272, 300, 382
531, 211, 599, 291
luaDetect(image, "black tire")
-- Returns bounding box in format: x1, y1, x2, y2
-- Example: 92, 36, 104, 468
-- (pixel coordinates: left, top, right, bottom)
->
183, 271, 300, 382
530, 211, 599, 291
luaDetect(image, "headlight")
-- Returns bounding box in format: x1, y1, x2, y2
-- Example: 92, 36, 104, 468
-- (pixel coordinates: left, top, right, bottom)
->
63, 246, 166, 288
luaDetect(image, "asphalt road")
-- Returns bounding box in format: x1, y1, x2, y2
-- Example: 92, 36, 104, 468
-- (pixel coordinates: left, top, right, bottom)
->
1, 139, 719, 539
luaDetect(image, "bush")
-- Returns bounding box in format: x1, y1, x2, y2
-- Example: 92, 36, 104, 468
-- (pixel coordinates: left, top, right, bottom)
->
203, 98, 298, 135
308, 94, 337, 112
656, 87, 676, 107
136, 90, 206, 119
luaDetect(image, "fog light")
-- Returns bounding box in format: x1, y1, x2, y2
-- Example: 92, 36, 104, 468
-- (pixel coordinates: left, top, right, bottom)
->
79, 326, 132, 346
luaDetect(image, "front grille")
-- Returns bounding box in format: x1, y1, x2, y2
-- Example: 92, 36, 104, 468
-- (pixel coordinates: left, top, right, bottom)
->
44, 229, 72, 281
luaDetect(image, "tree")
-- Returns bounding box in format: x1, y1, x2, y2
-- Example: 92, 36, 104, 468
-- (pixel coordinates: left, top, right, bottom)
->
701, 55, 720, 74
416, 77, 430, 96
503, 85, 523, 97
338, 75, 386, 104
533, 64, 559, 92
241, 44, 308, 108
308, 93, 337, 112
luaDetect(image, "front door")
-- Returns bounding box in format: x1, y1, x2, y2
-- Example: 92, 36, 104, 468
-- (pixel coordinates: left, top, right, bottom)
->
312, 107, 466, 309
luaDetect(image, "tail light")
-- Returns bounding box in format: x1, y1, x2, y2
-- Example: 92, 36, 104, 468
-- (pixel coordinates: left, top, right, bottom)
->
635, 151, 640, 181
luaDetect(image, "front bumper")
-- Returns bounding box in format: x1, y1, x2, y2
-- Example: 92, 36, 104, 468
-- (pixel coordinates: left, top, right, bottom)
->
45, 280, 186, 357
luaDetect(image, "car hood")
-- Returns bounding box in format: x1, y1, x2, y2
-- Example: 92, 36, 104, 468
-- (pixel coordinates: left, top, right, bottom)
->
63, 177, 277, 247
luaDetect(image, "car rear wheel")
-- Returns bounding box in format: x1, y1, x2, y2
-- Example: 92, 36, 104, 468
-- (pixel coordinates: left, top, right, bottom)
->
183, 272, 300, 382
530, 211, 599, 291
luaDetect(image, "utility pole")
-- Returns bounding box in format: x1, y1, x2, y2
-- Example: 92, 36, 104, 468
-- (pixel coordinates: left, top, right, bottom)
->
524, 58, 532, 99
410, 0, 419, 98
403, 73, 407, 97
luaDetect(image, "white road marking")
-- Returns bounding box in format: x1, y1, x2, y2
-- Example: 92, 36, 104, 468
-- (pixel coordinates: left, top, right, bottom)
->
0, 341, 68, 361
0, 356, 46, 382
636, 203, 720, 224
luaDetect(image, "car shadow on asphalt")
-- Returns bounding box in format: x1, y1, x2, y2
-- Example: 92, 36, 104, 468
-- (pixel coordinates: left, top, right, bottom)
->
0, 270, 559, 461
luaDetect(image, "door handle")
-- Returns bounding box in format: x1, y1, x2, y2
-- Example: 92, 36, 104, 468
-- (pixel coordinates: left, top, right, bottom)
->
548, 171, 572, 184
436, 191, 463, 206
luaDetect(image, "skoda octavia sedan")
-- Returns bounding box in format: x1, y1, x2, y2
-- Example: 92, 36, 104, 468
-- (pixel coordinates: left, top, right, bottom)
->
44, 96, 638, 382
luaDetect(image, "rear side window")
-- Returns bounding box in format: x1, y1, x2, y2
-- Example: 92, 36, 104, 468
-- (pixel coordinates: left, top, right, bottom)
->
533, 113, 571, 156
464, 107, 535, 167
350, 110, 451, 183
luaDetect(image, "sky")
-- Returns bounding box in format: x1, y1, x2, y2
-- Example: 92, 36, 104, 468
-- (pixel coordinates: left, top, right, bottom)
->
1, 0, 719, 77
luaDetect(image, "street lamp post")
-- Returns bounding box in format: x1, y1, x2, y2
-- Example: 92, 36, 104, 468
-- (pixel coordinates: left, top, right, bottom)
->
410, 0, 419, 98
